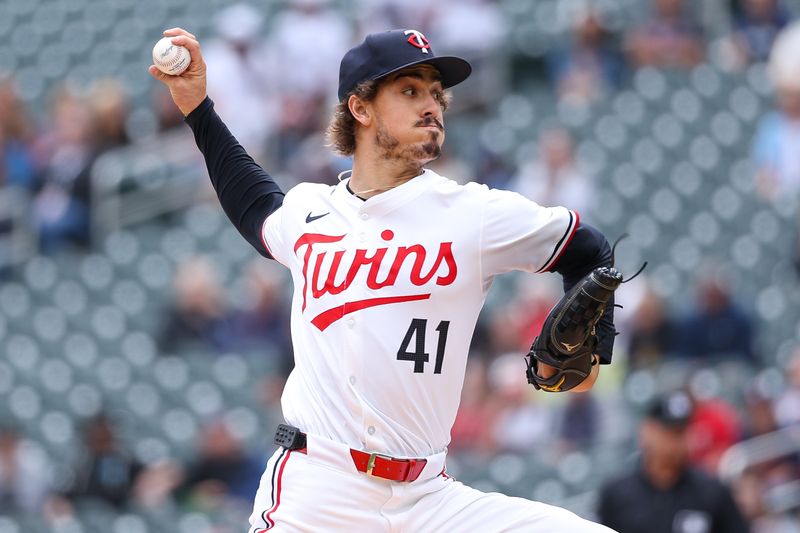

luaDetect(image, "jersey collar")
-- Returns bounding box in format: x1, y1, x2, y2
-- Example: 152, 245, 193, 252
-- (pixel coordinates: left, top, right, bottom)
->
335, 168, 437, 216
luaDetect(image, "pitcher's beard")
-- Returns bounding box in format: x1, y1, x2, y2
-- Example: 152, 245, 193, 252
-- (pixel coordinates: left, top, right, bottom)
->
376, 123, 442, 165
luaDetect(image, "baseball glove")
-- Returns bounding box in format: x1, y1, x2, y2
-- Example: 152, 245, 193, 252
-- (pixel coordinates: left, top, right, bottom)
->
525, 239, 644, 392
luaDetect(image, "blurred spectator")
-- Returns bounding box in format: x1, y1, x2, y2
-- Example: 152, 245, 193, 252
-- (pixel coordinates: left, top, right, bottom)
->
672, 271, 756, 361
773, 345, 800, 428
598, 391, 749, 532
449, 358, 494, 453
0, 78, 38, 270
483, 304, 530, 358
474, 277, 559, 361
152, 85, 187, 133
734, 467, 800, 533
754, 21, 800, 200
752, 86, 800, 200
726, 0, 789, 66
66, 414, 143, 508
284, 131, 350, 187
87, 79, 131, 154
130, 460, 184, 510
203, 3, 277, 161
31, 86, 94, 253
0, 78, 38, 192
476, 276, 560, 361
474, 149, 515, 190
510, 127, 593, 216
486, 353, 552, 453
354, 0, 434, 37
547, 8, 624, 107
742, 388, 779, 439
625, 284, 676, 369
265, 0, 350, 165
512, 275, 561, 352
558, 393, 599, 452
175, 419, 262, 513
267, 0, 350, 98
626, 0, 704, 68
30, 79, 131, 254
735, 373, 800, 533
430, 0, 504, 58
0, 425, 55, 514
429, 0, 505, 103
159, 256, 237, 354
687, 391, 742, 473
428, 151, 474, 185
231, 259, 293, 373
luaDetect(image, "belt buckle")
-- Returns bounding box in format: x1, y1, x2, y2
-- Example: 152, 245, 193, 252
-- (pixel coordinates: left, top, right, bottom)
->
365, 452, 392, 476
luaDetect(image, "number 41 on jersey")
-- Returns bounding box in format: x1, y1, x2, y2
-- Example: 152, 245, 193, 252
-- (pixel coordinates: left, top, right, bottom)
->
397, 318, 450, 374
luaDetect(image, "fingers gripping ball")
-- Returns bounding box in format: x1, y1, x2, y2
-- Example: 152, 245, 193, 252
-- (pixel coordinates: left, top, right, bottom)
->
152, 37, 191, 76
525, 266, 624, 392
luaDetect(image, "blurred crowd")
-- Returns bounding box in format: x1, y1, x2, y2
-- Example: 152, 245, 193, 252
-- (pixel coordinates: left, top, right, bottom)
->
2, 0, 800, 252
1, 0, 800, 531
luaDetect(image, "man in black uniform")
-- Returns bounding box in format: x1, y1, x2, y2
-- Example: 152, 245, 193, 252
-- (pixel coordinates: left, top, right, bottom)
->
597, 391, 749, 533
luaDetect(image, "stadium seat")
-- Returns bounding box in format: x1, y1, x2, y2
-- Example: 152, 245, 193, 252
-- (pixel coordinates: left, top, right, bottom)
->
66, 382, 103, 418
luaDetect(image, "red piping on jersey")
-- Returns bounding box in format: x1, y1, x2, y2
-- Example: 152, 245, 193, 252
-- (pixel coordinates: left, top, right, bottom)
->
311, 293, 431, 330
544, 211, 580, 273
257, 450, 292, 532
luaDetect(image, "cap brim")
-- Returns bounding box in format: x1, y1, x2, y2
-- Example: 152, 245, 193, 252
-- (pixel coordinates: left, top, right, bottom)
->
374, 55, 472, 90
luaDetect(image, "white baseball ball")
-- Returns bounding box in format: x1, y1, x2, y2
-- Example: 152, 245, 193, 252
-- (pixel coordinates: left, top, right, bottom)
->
152, 37, 191, 76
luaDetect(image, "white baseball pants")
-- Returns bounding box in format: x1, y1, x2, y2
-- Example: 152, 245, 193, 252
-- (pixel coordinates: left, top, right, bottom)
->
248, 433, 615, 532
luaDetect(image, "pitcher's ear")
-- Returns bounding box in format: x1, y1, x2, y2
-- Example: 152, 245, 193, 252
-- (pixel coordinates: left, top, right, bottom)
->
348, 94, 371, 127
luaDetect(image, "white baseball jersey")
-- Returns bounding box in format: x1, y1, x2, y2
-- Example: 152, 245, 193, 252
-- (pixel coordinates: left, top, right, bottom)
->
261, 168, 578, 458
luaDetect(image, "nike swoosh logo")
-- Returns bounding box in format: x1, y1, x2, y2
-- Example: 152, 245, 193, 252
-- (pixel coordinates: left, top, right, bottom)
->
305, 212, 330, 223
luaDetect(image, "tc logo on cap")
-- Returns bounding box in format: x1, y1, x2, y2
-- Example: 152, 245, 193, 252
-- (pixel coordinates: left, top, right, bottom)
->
404, 29, 430, 54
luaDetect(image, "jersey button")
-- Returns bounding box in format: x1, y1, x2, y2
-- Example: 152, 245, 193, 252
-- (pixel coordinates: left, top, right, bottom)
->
367, 426, 376, 435
360, 213, 368, 220
347, 317, 355, 327
349, 376, 356, 385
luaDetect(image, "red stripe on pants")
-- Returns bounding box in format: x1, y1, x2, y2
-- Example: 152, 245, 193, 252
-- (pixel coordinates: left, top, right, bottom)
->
257, 450, 292, 532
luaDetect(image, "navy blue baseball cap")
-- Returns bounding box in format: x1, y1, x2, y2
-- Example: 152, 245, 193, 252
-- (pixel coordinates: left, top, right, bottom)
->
337, 29, 472, 101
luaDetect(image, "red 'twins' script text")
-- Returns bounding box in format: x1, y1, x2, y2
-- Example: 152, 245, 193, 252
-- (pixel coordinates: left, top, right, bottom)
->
293, 229, 457, 330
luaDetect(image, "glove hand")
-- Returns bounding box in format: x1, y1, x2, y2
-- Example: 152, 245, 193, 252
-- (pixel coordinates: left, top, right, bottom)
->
526, 266, 622, 392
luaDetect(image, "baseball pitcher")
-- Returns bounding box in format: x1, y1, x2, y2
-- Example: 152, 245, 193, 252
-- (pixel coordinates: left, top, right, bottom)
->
151, 26, 620, 532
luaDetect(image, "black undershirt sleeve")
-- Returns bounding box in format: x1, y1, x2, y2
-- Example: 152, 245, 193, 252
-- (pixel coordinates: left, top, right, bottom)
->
550, 223, 616, 363
184, 97, 285, 258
